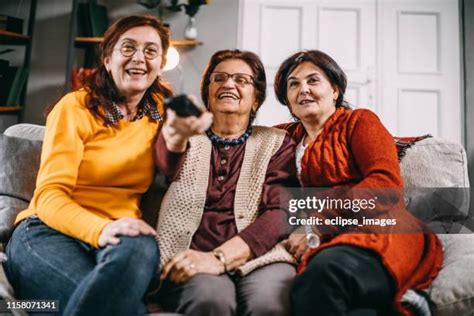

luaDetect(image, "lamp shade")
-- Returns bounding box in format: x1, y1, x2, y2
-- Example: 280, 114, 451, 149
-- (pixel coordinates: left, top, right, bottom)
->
163, 46, 180, 71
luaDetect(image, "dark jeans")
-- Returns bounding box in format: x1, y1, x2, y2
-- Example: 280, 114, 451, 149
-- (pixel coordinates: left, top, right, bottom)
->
291, 245, 396, 316
3, 216, 159, 316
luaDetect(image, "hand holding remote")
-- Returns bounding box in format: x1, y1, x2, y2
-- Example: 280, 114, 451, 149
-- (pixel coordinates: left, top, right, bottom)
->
161, 96, 213, 152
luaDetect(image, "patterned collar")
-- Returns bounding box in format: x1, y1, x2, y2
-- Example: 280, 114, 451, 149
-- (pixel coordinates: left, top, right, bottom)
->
104, 95, 163, 125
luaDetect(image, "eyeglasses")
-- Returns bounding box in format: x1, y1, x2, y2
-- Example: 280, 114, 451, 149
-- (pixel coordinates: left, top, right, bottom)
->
115, 42, 161, 60
209, 72, 255, 87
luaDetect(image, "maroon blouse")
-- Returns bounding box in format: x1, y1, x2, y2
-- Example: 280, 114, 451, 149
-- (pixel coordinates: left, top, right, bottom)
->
154, 131, 298, 257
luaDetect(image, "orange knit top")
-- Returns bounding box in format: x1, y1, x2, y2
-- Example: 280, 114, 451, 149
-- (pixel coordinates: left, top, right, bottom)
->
16, 90, 164, 248
278, 107, 443, 315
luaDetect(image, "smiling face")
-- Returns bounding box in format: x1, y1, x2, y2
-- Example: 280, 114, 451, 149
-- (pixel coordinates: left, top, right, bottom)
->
104, 26, 163, 100
286, 61, 339, 123
207, 59, 258, 119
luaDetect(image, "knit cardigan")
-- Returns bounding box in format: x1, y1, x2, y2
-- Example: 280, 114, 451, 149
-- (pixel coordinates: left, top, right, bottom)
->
156, 126, 296, 276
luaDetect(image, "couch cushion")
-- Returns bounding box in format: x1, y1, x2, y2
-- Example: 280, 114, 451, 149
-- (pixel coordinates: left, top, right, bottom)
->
0, 252, 26, 315
0, 133, 43, 242
3, 123, 45, 141
429, 232, 474, 316
400, 137, 470, 226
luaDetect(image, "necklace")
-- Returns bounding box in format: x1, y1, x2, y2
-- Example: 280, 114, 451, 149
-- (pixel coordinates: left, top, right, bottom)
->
206, 125, 253, 146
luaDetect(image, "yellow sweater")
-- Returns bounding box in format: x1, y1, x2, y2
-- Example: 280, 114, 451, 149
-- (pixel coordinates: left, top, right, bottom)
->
16, 90, 164, 248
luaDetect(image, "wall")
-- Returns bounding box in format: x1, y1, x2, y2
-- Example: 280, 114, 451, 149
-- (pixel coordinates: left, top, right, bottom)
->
0, 0, 239, 126
24, 0, 73, 124
462, 0, 474, 213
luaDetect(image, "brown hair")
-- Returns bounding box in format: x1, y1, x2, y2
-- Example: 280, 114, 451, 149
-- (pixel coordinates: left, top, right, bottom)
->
48, 15, 174, 121
274, 50, 349, 116
200, 49, 266, 122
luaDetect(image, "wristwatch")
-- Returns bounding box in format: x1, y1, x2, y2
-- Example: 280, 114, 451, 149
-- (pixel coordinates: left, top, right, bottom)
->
305, 225, 321, 249
213, 249, 227, 272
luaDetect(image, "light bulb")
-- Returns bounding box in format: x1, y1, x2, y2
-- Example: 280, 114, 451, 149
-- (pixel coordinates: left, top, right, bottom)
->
163, 46, 180, 72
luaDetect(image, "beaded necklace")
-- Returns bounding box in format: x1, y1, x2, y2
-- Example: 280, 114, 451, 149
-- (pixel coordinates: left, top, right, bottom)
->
206, 125, 253, 146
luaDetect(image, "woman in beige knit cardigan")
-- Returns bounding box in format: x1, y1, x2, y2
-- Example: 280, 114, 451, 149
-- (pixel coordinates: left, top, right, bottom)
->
152, 49, 299, 315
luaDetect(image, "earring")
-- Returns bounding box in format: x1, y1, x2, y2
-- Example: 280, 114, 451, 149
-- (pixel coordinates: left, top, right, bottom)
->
250, 110, 257, 122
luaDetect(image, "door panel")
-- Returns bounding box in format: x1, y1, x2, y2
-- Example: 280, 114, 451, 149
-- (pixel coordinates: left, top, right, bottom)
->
378, 0, 461, 141
318, 8, 361, 70
260, 6, 303, 68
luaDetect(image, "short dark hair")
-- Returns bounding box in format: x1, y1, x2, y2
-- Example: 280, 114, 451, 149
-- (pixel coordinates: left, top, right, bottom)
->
201, 49, 267, 116
274, 50, 347, 109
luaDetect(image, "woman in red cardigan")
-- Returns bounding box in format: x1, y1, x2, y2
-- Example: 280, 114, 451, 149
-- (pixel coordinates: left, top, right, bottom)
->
274, 50, 443, 315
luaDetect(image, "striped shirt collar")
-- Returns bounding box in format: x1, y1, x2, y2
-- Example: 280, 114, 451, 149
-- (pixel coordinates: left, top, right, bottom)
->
104, 95, 163, 125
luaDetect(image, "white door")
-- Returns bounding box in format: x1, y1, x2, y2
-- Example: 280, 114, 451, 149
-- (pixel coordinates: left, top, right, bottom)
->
238, 0, 462, 143
378, 0, 462, 141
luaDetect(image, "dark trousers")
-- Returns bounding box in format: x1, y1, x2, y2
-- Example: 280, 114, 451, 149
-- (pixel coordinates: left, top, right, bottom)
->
291, 245, 396, 316
154, 263, 296, 316
4, 216, 159, 316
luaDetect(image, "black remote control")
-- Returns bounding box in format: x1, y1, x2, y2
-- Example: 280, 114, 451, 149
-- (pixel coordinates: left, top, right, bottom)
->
164, 94, 202, 117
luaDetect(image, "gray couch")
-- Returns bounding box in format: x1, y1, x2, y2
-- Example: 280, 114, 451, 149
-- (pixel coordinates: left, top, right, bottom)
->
1, 123, 474, 315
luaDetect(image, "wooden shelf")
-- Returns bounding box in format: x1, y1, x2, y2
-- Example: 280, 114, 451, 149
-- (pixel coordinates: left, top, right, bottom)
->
0, 0, 36, 122
0, 30, 30, 45
75, 37, 202, 48
172, 39, 203, 47
75, 36, 103, 45
0, 106, 23, 113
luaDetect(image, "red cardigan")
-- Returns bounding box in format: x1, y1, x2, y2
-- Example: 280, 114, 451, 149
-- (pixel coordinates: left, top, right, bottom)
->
278, 107, 443, 315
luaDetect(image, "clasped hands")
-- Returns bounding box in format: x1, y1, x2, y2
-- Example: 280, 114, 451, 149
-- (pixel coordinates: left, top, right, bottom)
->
282, 227, 311, 262
160, 249, 225, 284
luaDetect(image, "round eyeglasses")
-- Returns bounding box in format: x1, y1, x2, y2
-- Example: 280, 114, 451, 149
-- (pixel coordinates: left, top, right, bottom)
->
209, 72, 255, 87
115, 42, 161, 60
